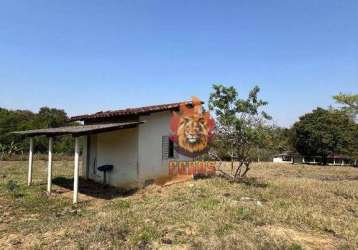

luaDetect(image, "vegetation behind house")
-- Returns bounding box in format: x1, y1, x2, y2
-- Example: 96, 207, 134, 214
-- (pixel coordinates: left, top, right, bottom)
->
0, 107, 78, 160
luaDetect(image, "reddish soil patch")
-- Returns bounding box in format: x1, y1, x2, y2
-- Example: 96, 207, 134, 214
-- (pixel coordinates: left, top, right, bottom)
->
155, 175, 193, 186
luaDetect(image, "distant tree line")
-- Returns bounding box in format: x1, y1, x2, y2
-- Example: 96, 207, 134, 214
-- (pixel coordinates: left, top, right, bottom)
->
208, 85, 358, 178
0, 107, 77, 159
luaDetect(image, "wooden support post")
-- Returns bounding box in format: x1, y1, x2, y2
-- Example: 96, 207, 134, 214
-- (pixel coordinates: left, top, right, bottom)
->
73, 137, 80, 204
27, 137, 34, 186
47, 137, 53, 194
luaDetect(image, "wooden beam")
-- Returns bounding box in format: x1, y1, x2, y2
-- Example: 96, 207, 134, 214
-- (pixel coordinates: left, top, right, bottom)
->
73, 137, 80, 204
47, 137, 53, 194
27, 137, 33, 186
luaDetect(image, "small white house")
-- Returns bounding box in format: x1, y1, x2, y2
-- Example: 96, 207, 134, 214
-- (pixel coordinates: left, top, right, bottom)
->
14, 101, 193, 204
70, 102, 192, 189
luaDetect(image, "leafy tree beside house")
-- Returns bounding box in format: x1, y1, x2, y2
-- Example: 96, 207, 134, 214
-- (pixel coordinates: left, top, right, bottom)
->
208, 84, 271, 180
291, 108, 358, 164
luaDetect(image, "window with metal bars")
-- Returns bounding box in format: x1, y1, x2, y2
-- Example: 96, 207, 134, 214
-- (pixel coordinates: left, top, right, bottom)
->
162, 136, 174, 160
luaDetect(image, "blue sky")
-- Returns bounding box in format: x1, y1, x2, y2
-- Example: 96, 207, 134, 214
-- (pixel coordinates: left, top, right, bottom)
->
0, 0, 357, 127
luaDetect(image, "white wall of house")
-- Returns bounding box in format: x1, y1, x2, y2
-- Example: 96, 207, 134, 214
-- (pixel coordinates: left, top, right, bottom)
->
137, 111, 191, 183
85, 128, 139, 188
82, 110, 192, 188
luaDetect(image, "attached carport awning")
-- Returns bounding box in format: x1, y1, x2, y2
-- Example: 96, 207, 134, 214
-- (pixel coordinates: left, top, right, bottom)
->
11, 121, 144, 204
11, 121, 144, 137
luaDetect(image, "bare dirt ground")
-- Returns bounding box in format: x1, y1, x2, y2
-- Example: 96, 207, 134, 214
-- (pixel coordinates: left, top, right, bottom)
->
0, 161, 358, 249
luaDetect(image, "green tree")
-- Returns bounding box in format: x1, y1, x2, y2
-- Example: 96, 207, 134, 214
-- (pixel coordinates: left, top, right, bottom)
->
270, 126, 293, 153
253, 126, 293, 161
208, 84, 271, 180
0, 107, 77, 157
291, 108, 358, 164
0, 108, 36, 156
333, 93, 358, 118
32, 107, 75, 154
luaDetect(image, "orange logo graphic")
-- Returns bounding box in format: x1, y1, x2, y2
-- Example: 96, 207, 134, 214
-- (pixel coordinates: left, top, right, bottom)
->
170, 97, 215, 156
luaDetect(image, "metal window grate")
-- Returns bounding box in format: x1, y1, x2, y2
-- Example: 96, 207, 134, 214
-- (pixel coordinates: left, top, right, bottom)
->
162, 136, 174, 160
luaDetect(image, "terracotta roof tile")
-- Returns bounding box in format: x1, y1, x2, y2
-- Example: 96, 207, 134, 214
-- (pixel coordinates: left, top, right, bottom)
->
69, 101, 194, 121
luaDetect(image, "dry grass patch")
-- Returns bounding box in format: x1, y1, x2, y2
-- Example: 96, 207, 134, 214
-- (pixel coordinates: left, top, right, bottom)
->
0, 161, 358, 249
262, 225, 335, 250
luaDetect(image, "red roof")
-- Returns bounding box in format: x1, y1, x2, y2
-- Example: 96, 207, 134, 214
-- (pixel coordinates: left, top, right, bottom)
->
70, 101, 193, 121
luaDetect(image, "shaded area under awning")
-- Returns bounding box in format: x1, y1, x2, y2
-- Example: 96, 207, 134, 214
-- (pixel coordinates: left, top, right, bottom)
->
11, 121, 144, 137
12, 121, 145, 204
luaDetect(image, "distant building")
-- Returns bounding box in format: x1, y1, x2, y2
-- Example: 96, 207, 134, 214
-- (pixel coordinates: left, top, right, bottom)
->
327, 154, 355, 166
273, 152, 356, 166
301, 156, 321, 165
273, 152, 293, 164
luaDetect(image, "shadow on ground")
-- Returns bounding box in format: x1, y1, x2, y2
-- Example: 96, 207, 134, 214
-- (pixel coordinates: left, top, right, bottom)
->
52, 177, 138, 200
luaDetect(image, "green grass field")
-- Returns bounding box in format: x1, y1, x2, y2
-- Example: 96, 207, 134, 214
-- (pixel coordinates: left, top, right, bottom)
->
0, 161, 358, 249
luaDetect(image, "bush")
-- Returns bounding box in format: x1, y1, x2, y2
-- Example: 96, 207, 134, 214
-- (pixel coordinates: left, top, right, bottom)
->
6, 180, 21, 198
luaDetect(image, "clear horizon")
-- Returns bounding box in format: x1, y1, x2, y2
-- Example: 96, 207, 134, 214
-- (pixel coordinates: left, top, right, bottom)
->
0, 1, 357, 127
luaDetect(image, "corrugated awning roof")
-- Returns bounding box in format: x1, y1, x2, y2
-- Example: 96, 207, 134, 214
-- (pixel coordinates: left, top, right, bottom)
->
327, 154, 352, 159
274, 152, 294, 157
69, 101, 196, 121
11, 122, 143, 137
